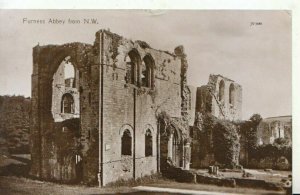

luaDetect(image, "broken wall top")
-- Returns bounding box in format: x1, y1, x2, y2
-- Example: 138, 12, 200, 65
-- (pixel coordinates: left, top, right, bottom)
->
32, 42, 93, 77
208, 74, 242, 89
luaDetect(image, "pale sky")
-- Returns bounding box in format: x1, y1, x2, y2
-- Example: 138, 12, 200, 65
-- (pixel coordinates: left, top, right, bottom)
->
0, 10, 291, 119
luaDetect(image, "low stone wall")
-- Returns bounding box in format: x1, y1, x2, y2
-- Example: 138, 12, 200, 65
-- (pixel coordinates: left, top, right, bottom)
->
196, 174, 236, 187
163, 165, 282, 191
163, 166, 196, 183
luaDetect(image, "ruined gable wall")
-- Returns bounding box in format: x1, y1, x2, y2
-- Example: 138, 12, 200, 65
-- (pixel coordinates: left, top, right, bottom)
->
31, 43, 100, 183
209, 75, 242, 121
196, 75, 242, 121
193, 75, 242, 168
98, 30, 182, 185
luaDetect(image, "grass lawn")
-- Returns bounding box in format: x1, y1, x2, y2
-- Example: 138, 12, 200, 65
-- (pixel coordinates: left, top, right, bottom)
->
0, 176, 136, 195
0, 154, 289, 195
0, 176, 286, 195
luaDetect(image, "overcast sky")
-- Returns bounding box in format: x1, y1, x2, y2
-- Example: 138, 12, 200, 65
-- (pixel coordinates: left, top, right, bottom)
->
0, 10, 291, 119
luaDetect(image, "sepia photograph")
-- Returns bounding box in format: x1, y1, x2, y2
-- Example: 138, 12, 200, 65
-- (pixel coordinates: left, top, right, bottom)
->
0, 8, 294, 195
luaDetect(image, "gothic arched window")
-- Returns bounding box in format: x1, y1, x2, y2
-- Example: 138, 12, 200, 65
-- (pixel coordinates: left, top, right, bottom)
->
145, 129, 153, 156
126, 50, 141, 85
121, 129, 132, 155
142, 55, 155, 88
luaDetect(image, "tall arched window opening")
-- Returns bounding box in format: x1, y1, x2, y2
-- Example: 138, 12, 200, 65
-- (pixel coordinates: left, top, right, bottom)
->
126, 50, 141, 85
229, 83, 235, 105
142, 55, 155, 88
61, 93, 74, 113
219, 80, 225, 101
145, 129, 153, 156
121, 129, 132, 155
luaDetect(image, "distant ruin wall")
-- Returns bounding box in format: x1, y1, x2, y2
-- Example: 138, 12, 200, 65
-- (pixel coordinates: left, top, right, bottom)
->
196, 74, 242, 122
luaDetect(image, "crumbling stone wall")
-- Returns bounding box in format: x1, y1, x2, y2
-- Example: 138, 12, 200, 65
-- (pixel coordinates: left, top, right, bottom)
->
192, 74, 242, 168
196, 74, 242, 122
31, 42, 99, 183
31, 29, 192, 186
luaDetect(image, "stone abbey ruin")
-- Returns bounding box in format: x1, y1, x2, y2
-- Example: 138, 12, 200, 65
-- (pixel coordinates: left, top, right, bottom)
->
30, 29, 244, 186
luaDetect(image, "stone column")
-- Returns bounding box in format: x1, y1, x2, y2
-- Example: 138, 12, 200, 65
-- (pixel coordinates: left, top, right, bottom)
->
183, 142, 191, 170
167, 134, 173, 160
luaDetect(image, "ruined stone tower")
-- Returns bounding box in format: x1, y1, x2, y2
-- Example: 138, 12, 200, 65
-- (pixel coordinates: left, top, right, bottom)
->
30, 29, 192, 186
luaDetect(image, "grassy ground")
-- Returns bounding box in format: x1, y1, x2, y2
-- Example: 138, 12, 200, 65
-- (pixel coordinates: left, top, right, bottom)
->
0, 154, 289, 195
0, 176, 286, 195
0, 176, 137, 195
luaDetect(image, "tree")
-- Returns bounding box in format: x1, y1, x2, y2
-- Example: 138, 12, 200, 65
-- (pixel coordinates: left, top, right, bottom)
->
238, 114, 262, 165
245, 114, 262, 158
249, 114, 262, 126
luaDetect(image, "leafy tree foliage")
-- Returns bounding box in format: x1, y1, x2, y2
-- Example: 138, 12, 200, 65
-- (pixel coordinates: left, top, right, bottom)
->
237, 113, 262, 159
253, 138, 292, 165
0, 95, 30, 154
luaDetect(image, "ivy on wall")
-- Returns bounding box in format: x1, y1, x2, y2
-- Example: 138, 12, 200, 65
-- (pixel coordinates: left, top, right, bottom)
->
213, 120, 240, 168
195, 112, 240, 168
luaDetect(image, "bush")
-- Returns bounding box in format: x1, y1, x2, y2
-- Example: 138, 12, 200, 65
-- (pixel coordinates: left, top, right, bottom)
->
253, 142, 292, 164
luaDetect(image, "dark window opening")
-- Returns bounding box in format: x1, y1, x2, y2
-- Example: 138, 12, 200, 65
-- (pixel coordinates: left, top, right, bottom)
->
189, 127, 193, 138
121, 129, 132, 155
87, 129, 91, 139
229, 83, 235, 105
126, 50, 141, 85
141, 62, 147, 87
61, 93, 74, 113
219, 80, 225, 101
145, 129, 153, 156
88, 92, 91, 105
142, 55, 155, 88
